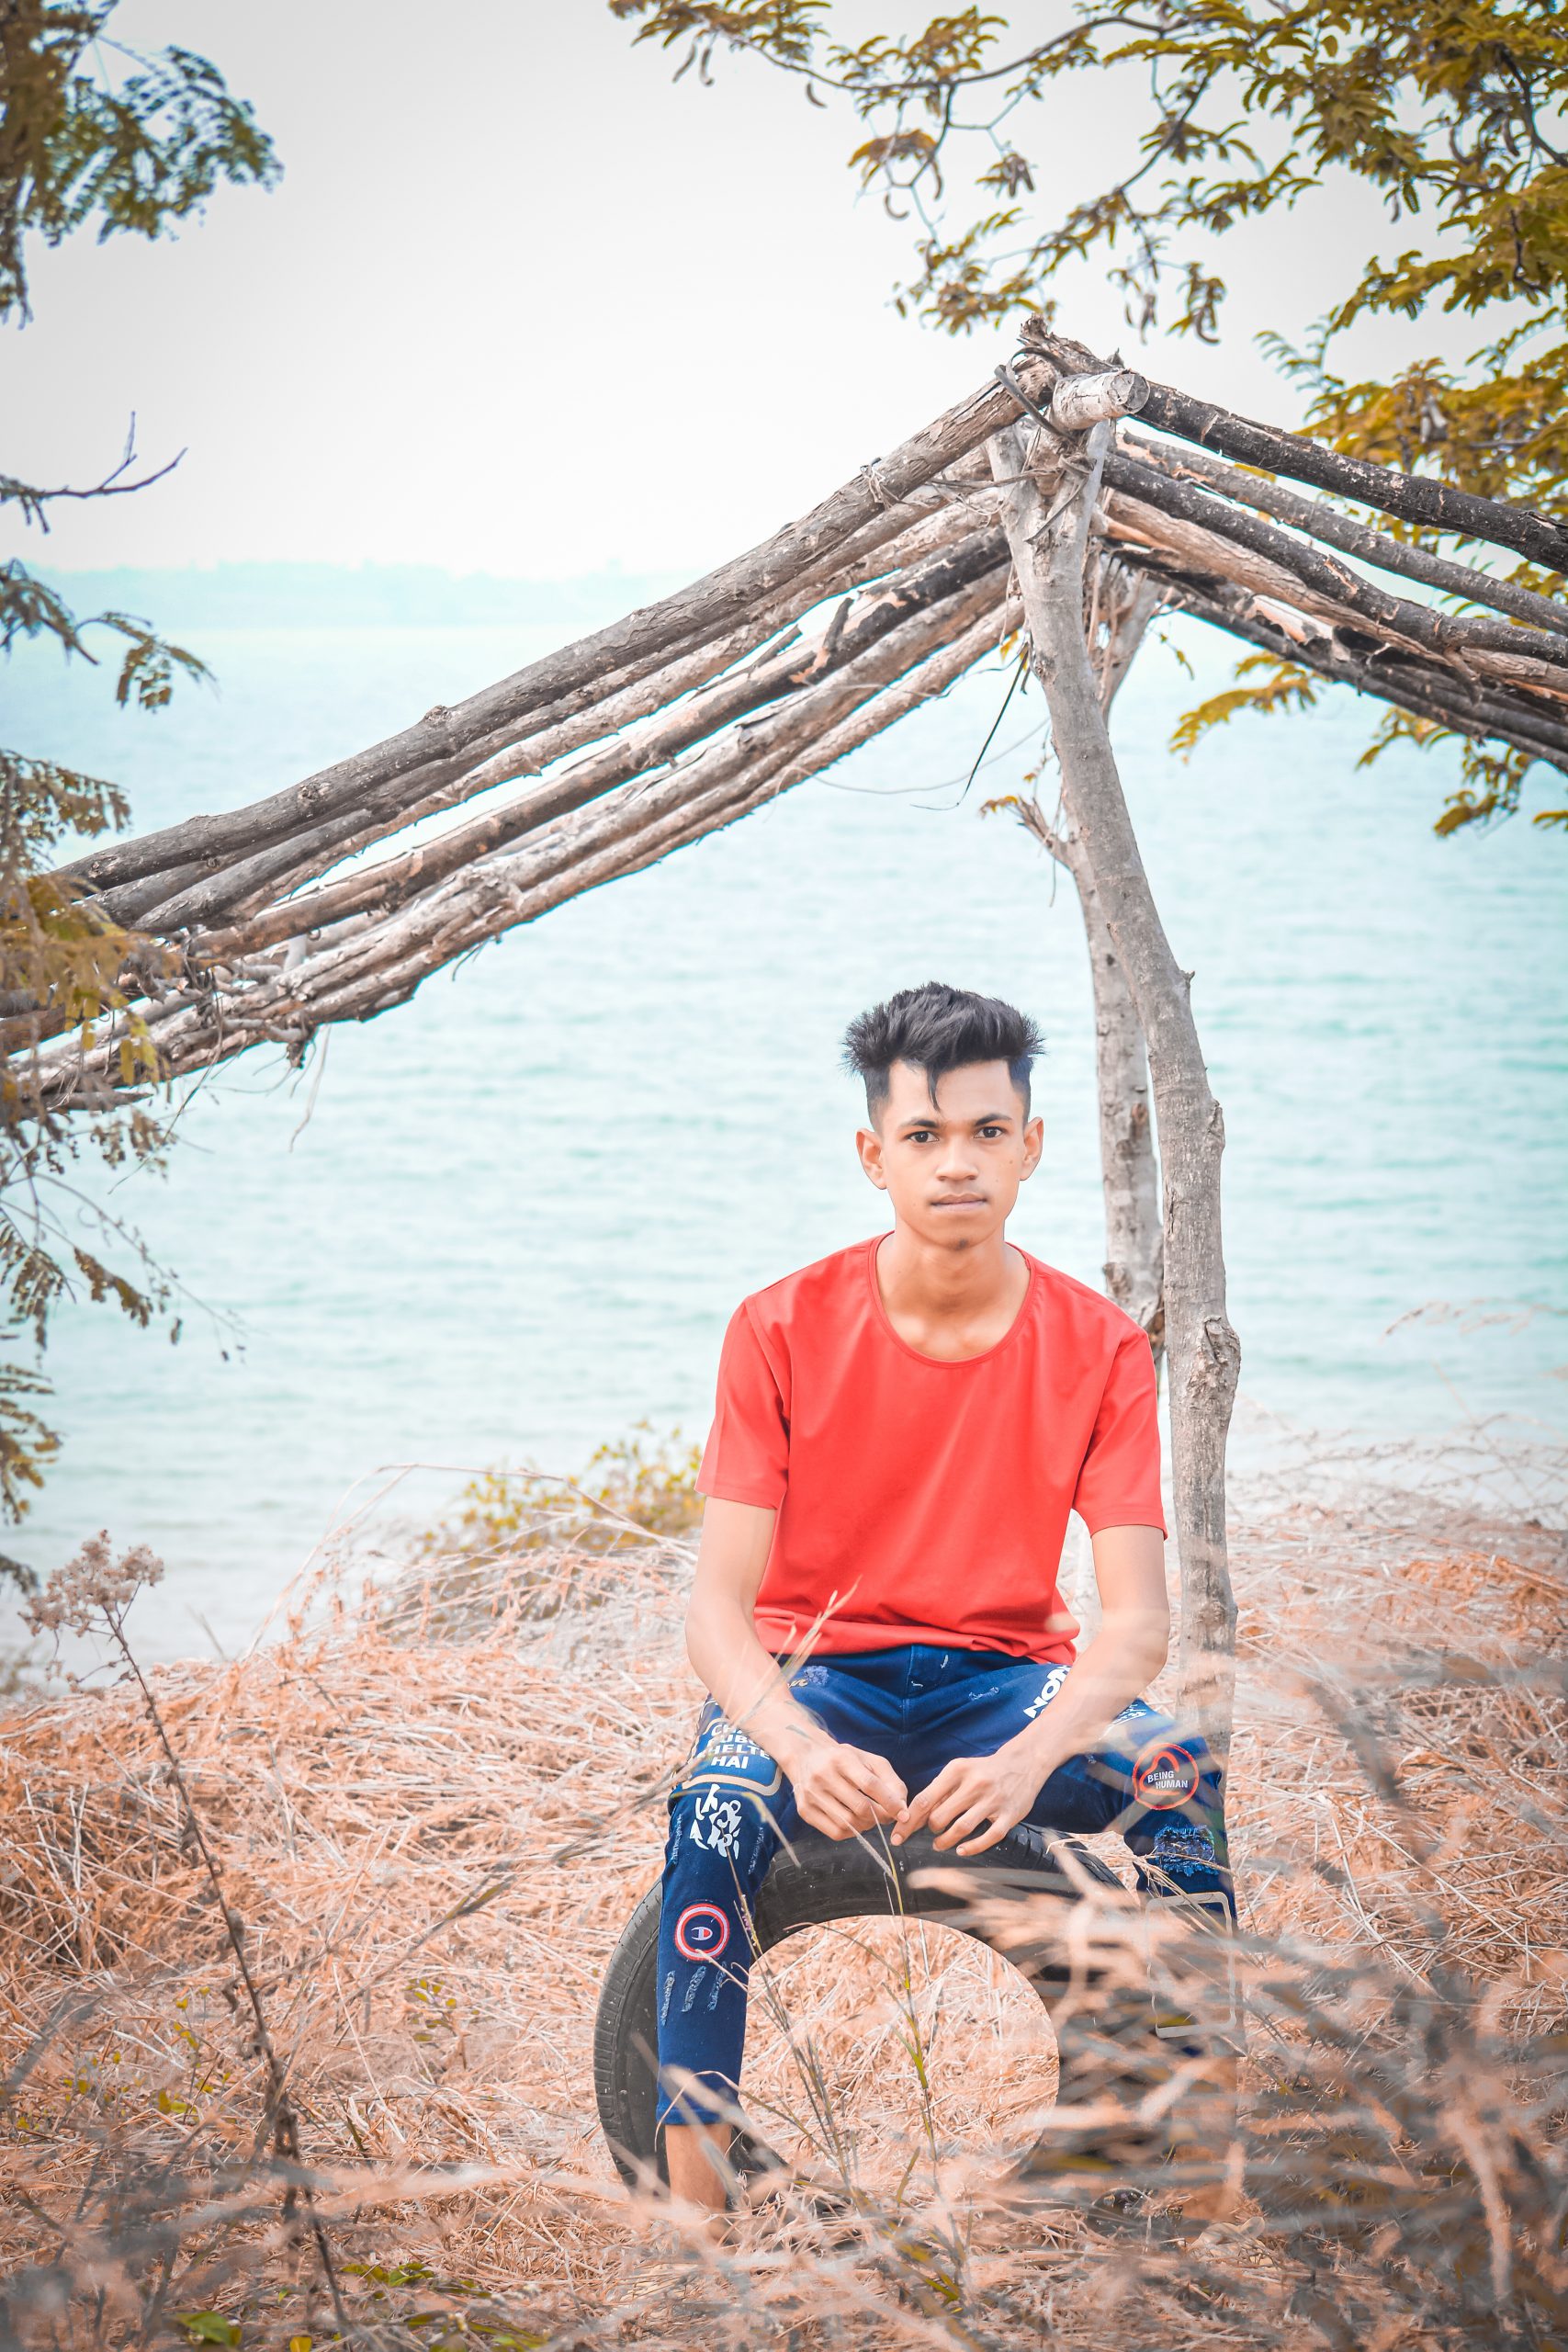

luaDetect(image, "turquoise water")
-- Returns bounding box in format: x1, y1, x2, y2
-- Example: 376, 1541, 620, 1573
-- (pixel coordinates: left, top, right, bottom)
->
7, 608, 1566, 1657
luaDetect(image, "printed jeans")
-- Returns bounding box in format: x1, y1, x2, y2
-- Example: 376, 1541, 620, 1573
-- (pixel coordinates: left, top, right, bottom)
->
654, 1642, 1235, 2131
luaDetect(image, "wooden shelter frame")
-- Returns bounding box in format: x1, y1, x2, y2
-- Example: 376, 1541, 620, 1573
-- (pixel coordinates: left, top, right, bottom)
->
32, 317, 1568, 1742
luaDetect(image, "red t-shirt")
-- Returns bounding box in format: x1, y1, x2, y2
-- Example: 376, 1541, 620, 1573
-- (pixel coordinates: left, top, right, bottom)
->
697, 1236, 1165, 1666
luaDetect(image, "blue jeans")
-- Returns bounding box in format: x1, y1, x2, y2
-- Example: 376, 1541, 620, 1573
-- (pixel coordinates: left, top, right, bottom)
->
655, 1643, 1234, 2130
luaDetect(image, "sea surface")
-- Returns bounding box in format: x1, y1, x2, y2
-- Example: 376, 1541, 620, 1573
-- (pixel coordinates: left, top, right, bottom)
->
6, 594, 1566, 1658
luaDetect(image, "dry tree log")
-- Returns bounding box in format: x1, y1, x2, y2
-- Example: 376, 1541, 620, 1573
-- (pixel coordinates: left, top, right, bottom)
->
1100, 451, 1568, 680
1096, 498, 1568, 773
1012, 556, 1166, 1356
108, 483, 1007, 936
1152, 573, 1568, 768
38, 326, 1563, 1099
35, 564, 1012, 1095
60, 384, 1022, 911
28, 340, 1562, 1092
989, 395, 1242, 1750
1027, 322, 1568, 572
1121, 431, 1568, 639
135, 528, 1008, 943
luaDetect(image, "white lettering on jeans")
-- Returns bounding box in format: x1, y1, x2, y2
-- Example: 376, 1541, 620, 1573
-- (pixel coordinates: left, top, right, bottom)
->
1022, 1666, 1070, 1720
687, 1789, 745, 1859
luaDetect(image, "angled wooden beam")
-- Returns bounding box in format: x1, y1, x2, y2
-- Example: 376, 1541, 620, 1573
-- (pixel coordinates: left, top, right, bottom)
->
1029, 324, 1568, 574
57, 384, 1021, 901
1121, 430, 1568, 639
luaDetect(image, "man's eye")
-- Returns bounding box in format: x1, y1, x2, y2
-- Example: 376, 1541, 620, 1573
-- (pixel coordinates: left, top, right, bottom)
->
908, 1128, 934, 1143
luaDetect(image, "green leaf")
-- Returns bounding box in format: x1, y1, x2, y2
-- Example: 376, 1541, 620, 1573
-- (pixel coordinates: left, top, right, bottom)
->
176, 2314, 241, 2346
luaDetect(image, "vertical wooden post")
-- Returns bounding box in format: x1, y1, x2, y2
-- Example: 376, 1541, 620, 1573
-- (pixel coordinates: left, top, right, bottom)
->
991, 417, 1241, 1748
1014, 558, 1165, 1357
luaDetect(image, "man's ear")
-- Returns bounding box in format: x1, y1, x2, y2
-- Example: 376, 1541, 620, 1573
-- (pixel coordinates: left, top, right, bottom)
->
855, 1125, 888, 1191
1020, 1114, 1044, 1181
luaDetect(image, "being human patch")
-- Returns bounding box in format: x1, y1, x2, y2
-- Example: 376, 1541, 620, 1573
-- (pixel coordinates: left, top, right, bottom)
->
1133, 1741, 1202, 1809
673, 1901, 731, 1962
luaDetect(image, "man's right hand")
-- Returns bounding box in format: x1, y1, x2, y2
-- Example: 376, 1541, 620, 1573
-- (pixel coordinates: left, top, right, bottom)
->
682, 1499, 907, 1841
780, 1733, 907, 1839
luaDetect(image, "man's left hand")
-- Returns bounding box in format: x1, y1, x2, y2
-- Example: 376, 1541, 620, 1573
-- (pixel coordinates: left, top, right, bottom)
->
890, 1737, 1053, 1856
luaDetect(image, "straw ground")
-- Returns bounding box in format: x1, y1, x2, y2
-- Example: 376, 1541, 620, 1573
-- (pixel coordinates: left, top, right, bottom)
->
1, 1438, 1564, 2347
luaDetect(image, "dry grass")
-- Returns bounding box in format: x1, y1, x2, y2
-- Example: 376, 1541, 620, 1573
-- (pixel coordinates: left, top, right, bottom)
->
0, 1454, 1564, 2348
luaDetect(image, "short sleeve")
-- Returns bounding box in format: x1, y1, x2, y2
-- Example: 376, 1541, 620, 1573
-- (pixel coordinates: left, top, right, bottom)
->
697, 1302, 789, 1508
1071, 1327, 1167, 1536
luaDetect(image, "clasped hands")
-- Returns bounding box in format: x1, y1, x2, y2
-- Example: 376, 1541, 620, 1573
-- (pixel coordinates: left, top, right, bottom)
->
779, 1728, 1053, 1859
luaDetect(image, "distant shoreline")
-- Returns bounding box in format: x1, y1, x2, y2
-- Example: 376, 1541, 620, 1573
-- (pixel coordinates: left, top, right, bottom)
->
36, 560, 693, 633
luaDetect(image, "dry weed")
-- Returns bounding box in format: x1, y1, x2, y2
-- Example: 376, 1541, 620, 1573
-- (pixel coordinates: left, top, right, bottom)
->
0, 1455, 1563, 2347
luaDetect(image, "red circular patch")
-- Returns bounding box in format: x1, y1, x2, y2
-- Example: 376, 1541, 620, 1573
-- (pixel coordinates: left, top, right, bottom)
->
673, 1901, 731, 1962
1133, 1743, 1201, 1810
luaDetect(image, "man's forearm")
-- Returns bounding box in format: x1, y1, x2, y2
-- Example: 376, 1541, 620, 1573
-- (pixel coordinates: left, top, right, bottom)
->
685, 1600, 829, 1773
1009, 1611, 1168, 1776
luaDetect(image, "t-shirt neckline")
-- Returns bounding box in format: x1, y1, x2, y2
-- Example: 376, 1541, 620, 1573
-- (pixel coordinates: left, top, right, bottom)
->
864, 1233, 1040, 1370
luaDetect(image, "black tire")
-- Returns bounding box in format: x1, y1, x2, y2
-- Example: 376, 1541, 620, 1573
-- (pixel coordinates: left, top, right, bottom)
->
592, 1823, 1162, 2192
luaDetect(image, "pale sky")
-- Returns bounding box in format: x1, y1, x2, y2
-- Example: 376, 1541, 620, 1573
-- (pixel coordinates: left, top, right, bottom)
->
7, 1, 1442, 579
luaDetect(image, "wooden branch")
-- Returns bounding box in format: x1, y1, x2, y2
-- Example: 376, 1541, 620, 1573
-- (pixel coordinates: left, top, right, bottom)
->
1103, 484, 1381, 635
359, 566, 1008, 972
1102, 523, 1568, 765
39, 570, 1010, 1098
1049, 367, 1150, 432
57, 382, 1022, 901
1121, 429, 1568, 640
1089, 558, 1165, 716
72, 322, 1567, 955
452, 488, 999, 810
183, 528, 1008, 958
227, 492, 1005, 922
1027, 323, 1568, 573
1100, 448, 1568, 677
126, 586, 1009, 1074
21, 322, 1568, 1144
86, 476, 1004, 932
1084, 551, 1165, 1354
990, 414, 1241, 1751
1100, 487, 1568, 730
1139, 561, 1568, 772
438, 598, 1022, 1002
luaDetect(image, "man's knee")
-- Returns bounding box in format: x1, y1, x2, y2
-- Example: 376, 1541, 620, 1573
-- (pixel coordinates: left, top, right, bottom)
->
1121, 1722, 1224, 1821
667, 1706, 789, 1886
676, 1707, 784, 1804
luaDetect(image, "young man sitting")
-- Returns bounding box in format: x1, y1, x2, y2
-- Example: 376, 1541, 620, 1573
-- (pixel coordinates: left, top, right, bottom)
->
656, 980, 1235, 2217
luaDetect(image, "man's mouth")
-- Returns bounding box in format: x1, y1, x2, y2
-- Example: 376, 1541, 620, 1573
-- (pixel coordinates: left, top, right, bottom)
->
931, 1194, 987, 1207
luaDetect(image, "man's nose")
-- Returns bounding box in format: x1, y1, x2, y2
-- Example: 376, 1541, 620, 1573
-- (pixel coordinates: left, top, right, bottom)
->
935, 1133, 978, 1180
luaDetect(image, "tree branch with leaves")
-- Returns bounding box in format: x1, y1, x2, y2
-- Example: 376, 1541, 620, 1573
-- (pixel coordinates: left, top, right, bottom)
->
0, 1, 277, 1560
613, 0, 1568, 831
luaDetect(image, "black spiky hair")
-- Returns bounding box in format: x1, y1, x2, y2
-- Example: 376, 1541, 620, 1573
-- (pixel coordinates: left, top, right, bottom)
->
840, 981, 1044, 1122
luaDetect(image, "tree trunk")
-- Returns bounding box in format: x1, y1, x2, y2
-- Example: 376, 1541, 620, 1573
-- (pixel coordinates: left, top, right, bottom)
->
1014, 559, 1165, 1357
1038, 812, 1165, 1353
990, 415, 1240, 1749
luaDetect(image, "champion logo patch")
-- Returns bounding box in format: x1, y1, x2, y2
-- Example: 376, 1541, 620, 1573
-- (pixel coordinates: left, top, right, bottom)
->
1133, 1743, 1201, 1809
673, 1901, 731, 1962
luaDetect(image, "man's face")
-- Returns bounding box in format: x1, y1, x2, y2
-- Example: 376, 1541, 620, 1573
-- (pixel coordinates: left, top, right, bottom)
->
855, 1058, 1043, 1247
